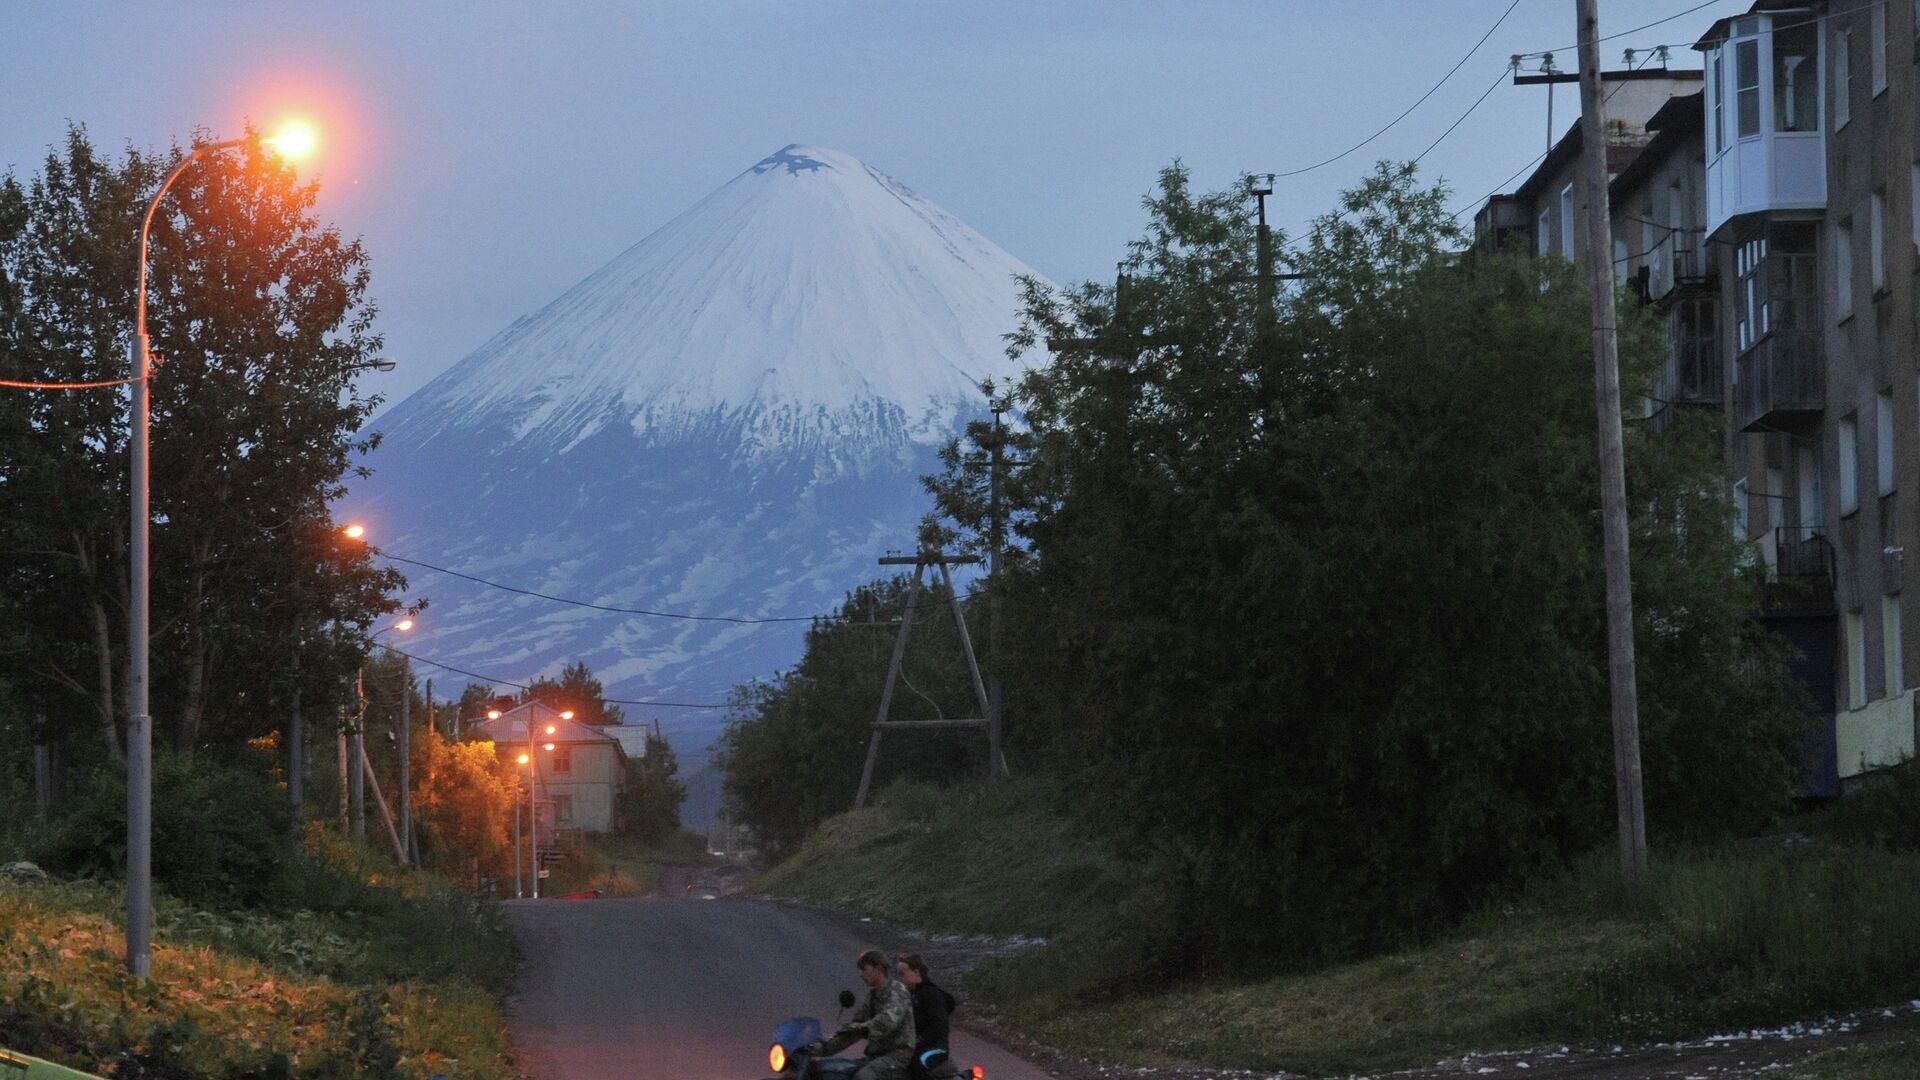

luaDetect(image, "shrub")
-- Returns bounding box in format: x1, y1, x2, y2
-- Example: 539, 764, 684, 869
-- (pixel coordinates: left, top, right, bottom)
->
33, 753, 289, 908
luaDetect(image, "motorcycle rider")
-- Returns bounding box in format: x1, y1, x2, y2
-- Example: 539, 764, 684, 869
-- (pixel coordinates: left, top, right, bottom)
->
896, 951, 956, 1076
816, 949, 916, 1079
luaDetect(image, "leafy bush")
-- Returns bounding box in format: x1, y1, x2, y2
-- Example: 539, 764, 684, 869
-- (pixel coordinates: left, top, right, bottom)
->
33, 752, 289, 908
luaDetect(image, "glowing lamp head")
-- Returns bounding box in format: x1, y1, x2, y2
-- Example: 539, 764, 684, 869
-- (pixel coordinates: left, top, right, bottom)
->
543, 743, 556, 752
262, 121, 318, 161
487, 709, 502, 720
545, 724, 557, 735
769, 1044, 786, 1073
393, 618, 414, 633
343, 523, 366, 540
516, 752, 530, 766
560, 710, 574, 720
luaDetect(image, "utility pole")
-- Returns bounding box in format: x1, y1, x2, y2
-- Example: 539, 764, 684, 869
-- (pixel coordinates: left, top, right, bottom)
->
985, 406, 1008, 781
1574, 0, 1649, 890
336, 708, 349, 833
288, 626, 303, 833
398, 656, 412, 866
349, 673, 366, 842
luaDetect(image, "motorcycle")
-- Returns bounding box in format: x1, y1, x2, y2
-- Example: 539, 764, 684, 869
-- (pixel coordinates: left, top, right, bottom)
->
760, 990, 985, 1080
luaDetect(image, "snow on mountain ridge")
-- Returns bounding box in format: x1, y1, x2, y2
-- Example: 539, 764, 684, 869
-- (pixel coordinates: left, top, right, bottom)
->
386, 144, 1042, 460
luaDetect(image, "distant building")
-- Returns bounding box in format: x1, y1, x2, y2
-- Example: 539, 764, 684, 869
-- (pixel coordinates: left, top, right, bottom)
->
472, 701, 628, 833
1475, 0, 1920, 796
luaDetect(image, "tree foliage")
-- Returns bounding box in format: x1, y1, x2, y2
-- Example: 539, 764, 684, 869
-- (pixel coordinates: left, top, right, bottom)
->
0, 124, 401, 780
617, 732, 687, 844
911, 161, 1801, 965
717, 577, 992, 857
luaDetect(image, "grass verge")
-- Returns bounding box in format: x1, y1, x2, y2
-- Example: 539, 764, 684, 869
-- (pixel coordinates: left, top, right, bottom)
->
756, 782, 1920, 1077
1, 834, 517, 1078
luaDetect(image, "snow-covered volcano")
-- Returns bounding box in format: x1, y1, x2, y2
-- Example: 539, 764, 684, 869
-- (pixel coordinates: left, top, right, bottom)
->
348, 144, 1043, 766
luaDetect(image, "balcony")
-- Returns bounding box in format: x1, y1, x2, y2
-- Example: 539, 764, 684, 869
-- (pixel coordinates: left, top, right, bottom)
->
1734, 329, 1822, 432
1698, 12, 1827, 237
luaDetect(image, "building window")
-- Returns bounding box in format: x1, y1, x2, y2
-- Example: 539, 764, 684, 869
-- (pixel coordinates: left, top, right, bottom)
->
1885, 595, 1905, 698
1774, 19, 1820, 131
1736, 39, 1762, 136
1840, 414, 1861, 515
1912, 165, 1920, 255
1737, 234, 1767, 351
1836, 218, 1854, 317
554, 794, 573, 824
1879, 391, 1897, 496
1872, 4, 1888, 96
1848, 608, 1868, 710
551, 745, 572, 774
1798, 442, 1824, 529
1613, 236, 1628, 285
1537, 208, 1551, 256
1735, 479, 1751, 539
1835, 29, 1852, 128
1871, 192, 1889, 292
1560, 184, 1576, 256
1713, 52, 1726, 151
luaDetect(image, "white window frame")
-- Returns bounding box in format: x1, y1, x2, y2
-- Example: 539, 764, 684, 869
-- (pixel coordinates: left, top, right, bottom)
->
1735, 478, 1751, 539
1798, 443, 1824, 530
1537, 207, 1551, 256
1840, 414, 1861, 515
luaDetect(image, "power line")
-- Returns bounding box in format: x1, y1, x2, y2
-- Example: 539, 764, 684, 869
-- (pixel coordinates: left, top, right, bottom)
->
1, 375, 141, 390
1273, 0, 1524, 180
1513, 0, 1731, 60
371, 546, 827, 624
382, 645, 730, 709
1415, 67, 1512, 165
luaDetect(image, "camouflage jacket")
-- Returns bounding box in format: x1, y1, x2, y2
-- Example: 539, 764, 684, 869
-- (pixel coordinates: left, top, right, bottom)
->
852, 978, 916, 1061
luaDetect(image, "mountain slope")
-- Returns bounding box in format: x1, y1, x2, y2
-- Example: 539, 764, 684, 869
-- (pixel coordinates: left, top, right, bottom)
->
346, 145, 1044, 774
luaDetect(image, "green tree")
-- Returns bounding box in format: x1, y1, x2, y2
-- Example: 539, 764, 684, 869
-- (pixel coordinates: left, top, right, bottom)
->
522, 660, 625, 726
617, 732, 687, 844
0, 125, 400, 775
926, 162, 1800, 965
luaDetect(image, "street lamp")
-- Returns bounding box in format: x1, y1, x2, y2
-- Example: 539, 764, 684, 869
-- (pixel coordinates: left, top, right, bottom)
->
126, 123, 317, 979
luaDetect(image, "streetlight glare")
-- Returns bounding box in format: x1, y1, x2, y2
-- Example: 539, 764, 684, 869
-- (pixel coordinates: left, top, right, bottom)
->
262, 121, 318, 162
487, 709, 502, 720
343, 523, 366, 539
543, 743, 556, 752
516, 752, 530, 765
545, 724, 557, 735
559, 710, 574, 720
393, 618, 414, 632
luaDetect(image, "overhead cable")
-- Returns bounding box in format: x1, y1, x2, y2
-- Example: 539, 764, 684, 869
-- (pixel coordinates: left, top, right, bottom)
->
382, 645, 730, 709
1272, 0, 1525, 180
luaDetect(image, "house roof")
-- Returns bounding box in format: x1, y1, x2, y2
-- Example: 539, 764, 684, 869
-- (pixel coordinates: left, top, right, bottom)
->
1694, 2, 1814, 50
471, 700, 624, 756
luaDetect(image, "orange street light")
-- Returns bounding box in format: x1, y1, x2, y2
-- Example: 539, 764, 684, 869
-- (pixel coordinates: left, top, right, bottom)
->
544, 724, 557, 735
543, 742, 556, 752
127, 122, 328, 979
342, 523, 366, 540
393, 618, 414, 633
516, 752, 530, 766
487, 709, 502, 720
559, 710, 574, 720
261, 121, 318, 162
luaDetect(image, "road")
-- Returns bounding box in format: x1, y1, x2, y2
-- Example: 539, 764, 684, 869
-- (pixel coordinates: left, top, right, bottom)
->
505, 897, 1058, 1080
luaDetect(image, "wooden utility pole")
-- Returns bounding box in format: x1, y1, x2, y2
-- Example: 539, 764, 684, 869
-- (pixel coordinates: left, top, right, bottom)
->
853, 549, 997, 808
1574, 0, 1649, 889
398, 656, 412, 866
985, 408, 1010, 780
288, 632, 303, 833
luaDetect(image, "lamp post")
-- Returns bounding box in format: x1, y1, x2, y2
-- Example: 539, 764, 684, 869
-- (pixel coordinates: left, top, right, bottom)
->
354, 616, 413, 849
126, 123, 315, 979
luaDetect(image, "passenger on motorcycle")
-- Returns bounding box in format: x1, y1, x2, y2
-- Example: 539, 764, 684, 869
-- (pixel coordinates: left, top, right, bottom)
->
814, 949, 916, 1079
897, 952, 957, 1076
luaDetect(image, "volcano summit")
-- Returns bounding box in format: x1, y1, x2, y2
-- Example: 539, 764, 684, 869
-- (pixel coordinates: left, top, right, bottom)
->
348, 145, 1044, 748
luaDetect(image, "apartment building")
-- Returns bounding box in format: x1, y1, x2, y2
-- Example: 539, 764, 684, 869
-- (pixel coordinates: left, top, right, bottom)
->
1478, 1, 1920, 795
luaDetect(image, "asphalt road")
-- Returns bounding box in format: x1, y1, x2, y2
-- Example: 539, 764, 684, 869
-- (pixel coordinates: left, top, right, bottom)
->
505, 897, 1058, 1080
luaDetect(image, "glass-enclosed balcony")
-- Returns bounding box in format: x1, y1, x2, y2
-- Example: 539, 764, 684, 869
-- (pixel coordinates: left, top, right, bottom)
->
1698, 10, 1826, 237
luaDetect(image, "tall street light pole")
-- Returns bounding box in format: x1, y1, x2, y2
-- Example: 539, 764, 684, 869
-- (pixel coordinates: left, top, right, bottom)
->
126, 124, 316, 979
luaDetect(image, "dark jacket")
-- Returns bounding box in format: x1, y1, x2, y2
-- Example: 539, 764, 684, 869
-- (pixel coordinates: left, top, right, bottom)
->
909, 980, 956, 1053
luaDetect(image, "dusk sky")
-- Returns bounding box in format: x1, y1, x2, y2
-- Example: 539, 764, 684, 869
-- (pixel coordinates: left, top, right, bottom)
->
3, 0, 1746, 410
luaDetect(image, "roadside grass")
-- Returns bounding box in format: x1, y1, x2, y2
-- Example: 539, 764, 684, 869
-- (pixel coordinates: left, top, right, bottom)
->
0, 831, 517, 1079
756, 783, 1920, 1077
755, 778, 1133, 940
1778, 1036, 1920, 1078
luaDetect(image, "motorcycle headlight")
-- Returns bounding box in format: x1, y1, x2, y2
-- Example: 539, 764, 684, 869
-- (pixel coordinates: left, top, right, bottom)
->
769, 1043, 786, 1073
